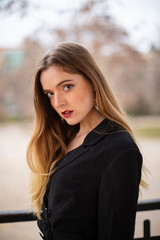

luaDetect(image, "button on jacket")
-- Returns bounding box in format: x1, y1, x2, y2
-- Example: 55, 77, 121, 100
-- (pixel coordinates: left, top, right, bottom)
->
37, 118, 142, 240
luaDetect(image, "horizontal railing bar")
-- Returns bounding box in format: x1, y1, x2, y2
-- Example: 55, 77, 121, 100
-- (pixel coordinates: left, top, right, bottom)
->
0, 210, 37, 223
0, 198, 160, 224
135, 237, 160, 240
137, 198, 160, 212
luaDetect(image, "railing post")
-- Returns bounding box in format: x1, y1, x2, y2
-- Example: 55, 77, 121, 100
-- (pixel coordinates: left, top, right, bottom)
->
144, 219, 150, 240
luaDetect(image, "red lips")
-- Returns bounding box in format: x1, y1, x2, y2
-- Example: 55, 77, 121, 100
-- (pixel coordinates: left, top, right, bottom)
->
62, 110, 73, 118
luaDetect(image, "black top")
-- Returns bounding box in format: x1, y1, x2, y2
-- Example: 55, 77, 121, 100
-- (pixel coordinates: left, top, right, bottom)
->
37, 118, 142, 240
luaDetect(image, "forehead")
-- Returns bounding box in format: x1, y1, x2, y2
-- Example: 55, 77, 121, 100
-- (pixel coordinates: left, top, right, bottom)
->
41, 65, 65, 79
40, 65, 91, 91
40, 66, 72, 86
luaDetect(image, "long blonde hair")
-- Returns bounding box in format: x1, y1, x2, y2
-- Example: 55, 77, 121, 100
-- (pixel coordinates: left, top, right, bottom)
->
27, 42, 146, 218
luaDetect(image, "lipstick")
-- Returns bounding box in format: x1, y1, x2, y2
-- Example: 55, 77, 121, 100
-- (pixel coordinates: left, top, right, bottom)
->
62, 110, 73, 118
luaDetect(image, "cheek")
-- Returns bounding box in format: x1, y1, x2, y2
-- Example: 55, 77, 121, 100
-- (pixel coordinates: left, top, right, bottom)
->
73, 86, 95, 107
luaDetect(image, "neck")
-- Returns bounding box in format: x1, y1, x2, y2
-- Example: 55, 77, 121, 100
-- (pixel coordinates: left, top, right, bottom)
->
78, 109, 105, 137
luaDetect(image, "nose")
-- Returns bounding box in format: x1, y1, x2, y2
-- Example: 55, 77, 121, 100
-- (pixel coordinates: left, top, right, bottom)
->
52, 93, 66, 108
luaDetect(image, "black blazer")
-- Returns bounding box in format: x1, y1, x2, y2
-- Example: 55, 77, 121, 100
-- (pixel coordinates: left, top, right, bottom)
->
38, 118, 142, 240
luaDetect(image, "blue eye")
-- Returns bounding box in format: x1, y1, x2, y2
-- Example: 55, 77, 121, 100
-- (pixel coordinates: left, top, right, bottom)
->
64, 84, 73, 91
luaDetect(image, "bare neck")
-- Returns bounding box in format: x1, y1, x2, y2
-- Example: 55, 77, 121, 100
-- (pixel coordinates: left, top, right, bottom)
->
77, 111, 105, 138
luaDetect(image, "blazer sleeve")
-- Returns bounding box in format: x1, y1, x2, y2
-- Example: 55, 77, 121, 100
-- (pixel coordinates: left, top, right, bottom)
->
98, 148, 142, 240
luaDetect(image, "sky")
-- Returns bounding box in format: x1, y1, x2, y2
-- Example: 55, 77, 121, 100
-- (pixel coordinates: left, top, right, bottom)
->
0, 0, 159, 53
108, 0, 160, 52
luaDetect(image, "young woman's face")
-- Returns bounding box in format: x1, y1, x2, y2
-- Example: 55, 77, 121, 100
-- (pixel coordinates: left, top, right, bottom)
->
40, 65, 96, 125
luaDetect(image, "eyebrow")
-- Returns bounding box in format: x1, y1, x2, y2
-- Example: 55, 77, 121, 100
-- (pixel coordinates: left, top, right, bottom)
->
43, 79, 74, 92
56, 79, 74, 87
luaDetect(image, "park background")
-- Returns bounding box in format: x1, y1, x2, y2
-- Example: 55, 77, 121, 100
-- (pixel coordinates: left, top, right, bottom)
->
0, 0, 160, 239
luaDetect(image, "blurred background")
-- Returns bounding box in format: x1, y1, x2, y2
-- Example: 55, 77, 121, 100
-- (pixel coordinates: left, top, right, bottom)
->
0, 0, 160, 239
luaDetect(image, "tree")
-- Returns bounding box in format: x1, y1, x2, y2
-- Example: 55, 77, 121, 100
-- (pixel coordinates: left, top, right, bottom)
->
0, 38, 43, 120
0, 0, 28, 17
1, 0, 160, 117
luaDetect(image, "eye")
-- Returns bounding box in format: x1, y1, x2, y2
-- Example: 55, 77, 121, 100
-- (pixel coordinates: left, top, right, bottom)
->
46, 92, 53, 98
63, 84, 74, 91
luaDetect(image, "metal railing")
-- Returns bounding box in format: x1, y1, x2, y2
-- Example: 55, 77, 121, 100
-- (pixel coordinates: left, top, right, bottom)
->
0, 198, 160, 239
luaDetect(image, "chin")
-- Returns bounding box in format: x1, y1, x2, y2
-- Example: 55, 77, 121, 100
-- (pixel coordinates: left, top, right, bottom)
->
65, 120, 79, 126
64, 117, 81, 126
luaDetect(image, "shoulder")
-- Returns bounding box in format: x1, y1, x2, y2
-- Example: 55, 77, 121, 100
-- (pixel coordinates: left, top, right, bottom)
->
98, 130, 141, 159
97, 118, 139, 153
84, 117, 142, 159
93, 119, 142, 166
104, 129, 138, 151
96, 131, 142, 182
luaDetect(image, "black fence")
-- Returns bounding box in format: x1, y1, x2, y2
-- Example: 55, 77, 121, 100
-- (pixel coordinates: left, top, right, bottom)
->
0, 198, 160, 239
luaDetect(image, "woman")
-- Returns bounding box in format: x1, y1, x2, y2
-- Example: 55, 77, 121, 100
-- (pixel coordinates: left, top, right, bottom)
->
27, 42, 144, 240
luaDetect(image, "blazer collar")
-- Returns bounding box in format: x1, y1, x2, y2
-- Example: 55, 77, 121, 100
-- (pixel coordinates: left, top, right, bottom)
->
51, 118, 123, 176
83, 117, 124, 146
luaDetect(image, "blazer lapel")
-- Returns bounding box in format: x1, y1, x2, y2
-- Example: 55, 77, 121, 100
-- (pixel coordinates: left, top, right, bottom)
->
51, 145, 89, 176
51, 118, 124, 176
